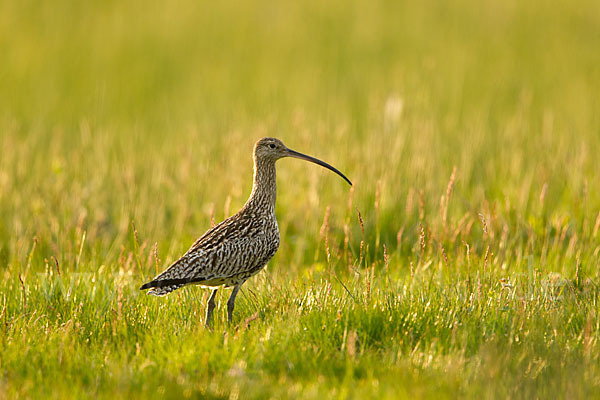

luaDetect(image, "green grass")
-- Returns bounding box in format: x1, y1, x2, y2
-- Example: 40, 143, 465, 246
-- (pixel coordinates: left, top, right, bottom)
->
1, 0, 600, 398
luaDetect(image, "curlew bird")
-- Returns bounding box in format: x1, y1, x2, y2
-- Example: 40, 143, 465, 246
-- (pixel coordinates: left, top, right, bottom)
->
140, 137, 351, 327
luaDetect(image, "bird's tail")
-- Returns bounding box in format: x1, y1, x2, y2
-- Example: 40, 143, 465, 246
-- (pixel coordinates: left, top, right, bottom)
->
140, 253, 206, 295
140, 275, 204, 296
140, 280, 186, 296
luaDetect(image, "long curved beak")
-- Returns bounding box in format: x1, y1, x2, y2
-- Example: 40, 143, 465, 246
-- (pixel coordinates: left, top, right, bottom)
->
286, 148, 352, 186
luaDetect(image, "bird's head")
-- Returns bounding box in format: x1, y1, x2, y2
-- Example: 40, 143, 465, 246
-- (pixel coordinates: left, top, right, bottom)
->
254, 137, 288, 161
253, 137, 352, 186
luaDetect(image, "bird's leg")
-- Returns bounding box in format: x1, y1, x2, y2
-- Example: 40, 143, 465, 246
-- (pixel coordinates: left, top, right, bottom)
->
226, 285, 241, 324
205, 289, 218, 329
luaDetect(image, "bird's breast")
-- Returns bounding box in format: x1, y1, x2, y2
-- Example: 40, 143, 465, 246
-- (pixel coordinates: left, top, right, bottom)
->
259, 214, 279, 254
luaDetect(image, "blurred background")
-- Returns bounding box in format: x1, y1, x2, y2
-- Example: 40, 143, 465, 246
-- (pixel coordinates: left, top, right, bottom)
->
0, 0, 599, 275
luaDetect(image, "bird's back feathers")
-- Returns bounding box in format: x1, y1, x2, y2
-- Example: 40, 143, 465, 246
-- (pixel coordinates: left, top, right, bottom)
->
140, 206, 279, 295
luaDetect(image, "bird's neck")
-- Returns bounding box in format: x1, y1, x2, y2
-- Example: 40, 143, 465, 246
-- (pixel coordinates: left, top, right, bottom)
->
245, 158, 277, 212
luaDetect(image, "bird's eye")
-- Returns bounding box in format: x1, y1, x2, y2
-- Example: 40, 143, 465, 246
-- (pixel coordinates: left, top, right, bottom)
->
269, 144, 276, 149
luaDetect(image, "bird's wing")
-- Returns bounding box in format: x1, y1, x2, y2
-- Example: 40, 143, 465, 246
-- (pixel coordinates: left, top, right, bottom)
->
186, 211, 258, 253
140, 212, 265, 294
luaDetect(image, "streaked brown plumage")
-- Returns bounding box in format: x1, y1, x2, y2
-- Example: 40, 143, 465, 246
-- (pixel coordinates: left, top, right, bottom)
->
140, 137, 351, 327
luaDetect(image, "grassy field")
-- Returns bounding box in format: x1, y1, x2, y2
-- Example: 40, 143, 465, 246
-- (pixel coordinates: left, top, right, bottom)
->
1, 0, 600, 398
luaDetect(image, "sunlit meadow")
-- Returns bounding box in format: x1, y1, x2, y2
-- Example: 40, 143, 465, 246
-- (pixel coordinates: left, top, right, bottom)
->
1, 0, 600, 398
